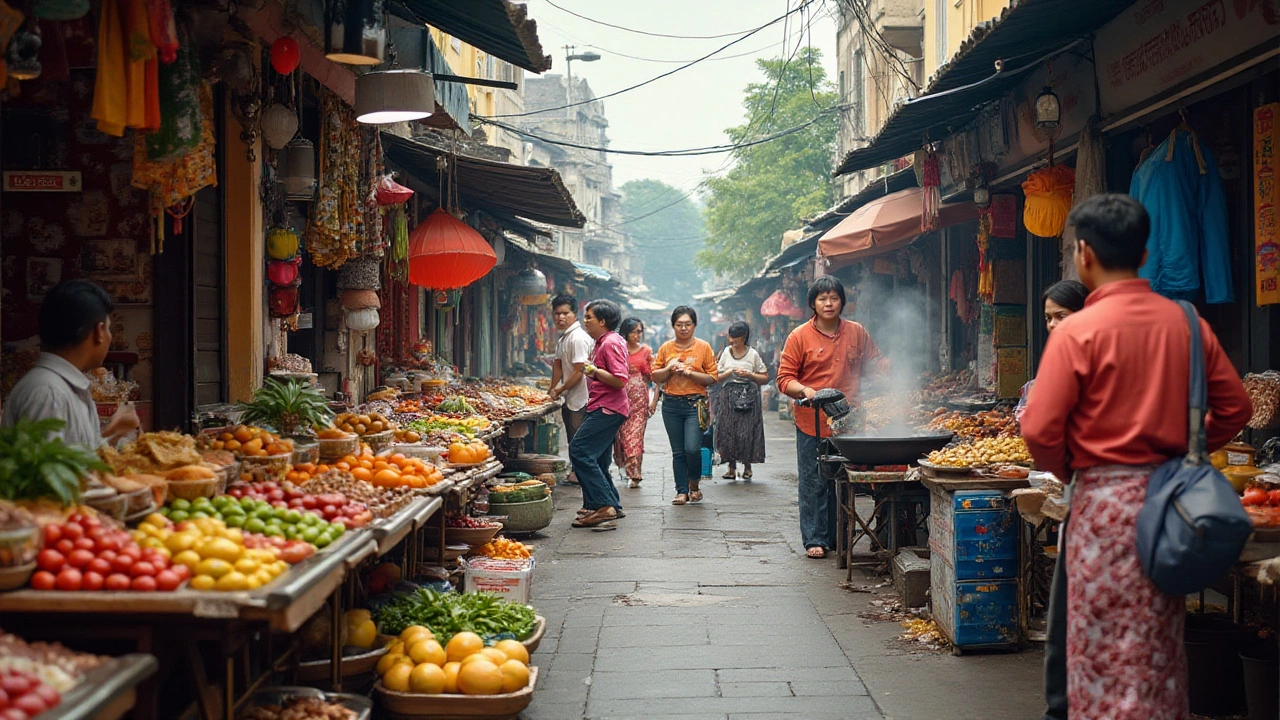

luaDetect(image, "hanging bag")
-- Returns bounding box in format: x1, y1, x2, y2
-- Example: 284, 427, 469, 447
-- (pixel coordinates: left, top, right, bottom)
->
1135, 301, 1252, 596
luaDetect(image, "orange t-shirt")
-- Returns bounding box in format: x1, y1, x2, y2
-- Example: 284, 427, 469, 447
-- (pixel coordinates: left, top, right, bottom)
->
651, 339, 718, 397
776, 318, 887, 437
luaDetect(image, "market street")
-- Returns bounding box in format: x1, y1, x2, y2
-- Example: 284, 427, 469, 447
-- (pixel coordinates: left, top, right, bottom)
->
523, 412, 1045, 720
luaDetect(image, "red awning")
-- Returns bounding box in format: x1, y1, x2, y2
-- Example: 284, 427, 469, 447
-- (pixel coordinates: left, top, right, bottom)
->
818, 188, 977, 268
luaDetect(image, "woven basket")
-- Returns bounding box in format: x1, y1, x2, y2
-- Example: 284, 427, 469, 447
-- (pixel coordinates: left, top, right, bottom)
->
1244, 372, 1280, 429
166, 477, 220, 501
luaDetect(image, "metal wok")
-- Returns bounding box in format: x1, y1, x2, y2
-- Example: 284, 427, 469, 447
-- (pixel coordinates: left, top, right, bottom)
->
826, 432, 954, 466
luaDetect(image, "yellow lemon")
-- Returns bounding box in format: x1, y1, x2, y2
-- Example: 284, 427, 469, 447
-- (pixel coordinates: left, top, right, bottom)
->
409, 662, 447, 694
493, 640, 529, 665
346, 609, 373, 624
386, 640, 405, 656
498, 659, 530, 693
382, 662, 413, 692
214, 571, 250, 592
349, 620, 377, 649
442, 662, 461, 693
165, 531, 200, 554
408, 639, 446, 666
198, 537, 243, 563
173, 550, 201, 571
189, 574, 216, 591
456, 659, 502, 695
233, 558, 260, 575
196, 558, 233, 580
445, 632, 484, 663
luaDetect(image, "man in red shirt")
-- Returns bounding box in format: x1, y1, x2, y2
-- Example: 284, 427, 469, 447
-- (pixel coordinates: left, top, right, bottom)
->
1022, 194, 1250, 720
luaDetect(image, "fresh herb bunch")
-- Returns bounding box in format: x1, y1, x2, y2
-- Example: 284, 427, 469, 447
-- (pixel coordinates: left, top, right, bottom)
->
373, 588, 536, 644
238, 378, 334, 436
0, 418, 107, 505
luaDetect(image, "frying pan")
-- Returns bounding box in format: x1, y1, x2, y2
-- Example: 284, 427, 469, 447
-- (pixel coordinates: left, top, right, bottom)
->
826, 432, 955, 466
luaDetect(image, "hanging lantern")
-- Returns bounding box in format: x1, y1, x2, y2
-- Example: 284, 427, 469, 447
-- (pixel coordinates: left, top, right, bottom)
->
1035, 86, 1061, 131
512, 267, 549, 305
344, 307, 380, 331
281, 138, 316, 201
433, 289, 461, 310
270, 36, 301, 74
407, 209, 497, 290
355, 70, 435, 124
325, 0, 386, 66
6, 28, 42, 80
261, 103, 299, 150
973, 186, 991, 209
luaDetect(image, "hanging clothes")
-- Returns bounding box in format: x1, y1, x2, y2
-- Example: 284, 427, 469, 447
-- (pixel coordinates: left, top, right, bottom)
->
145, 23, 200, 161
90, 0, 158, 136
132, 80, 217, 243
1130, 128, 1233, 303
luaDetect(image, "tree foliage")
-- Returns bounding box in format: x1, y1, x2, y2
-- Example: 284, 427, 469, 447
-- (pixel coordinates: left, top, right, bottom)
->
620, 179, 705, 304
697, 47, 838, 278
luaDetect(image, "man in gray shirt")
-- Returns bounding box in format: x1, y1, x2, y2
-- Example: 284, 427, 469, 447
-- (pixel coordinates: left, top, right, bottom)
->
2, 280, 139, 447
547, 294, 593, 483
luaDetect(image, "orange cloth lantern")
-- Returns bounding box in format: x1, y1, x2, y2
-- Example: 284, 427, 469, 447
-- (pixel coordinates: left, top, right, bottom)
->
407, 209, 497, 289
1021, 165, 1076, 238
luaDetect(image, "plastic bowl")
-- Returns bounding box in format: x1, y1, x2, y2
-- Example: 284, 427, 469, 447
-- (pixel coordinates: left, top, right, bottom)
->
0, 526, 41, 569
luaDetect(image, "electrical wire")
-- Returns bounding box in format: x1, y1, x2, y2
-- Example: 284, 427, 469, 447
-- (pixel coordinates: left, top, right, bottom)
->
539, 0, 786, 40
478, 0, 819, 119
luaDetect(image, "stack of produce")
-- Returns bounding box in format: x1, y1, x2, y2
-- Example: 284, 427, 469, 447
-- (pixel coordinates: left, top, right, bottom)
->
157, 495, 349, 548
324, 449, 443, 489
372, 588, 536, 644
924, 408, 1018, 439
375, 626, 531, 696
223, 480, 373, 527
98, 431, 205, 475
32, 511, 188, 592
925, 437, 1031, 468
402, 414, 492, 440
137, 515, 301, 590
0, 631, 102, 695
488, 481, 548, 503
474, 538, 531, 560
445, 514, 501, 530
445, 442, 491, 465
296, 471, 415, 518
199, 426, 294, 458
242, 697, 357, 720
332, 412, 396, 437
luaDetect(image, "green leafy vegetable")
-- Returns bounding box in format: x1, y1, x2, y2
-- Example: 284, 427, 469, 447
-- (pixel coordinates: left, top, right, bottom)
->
238, 378, 334, 436
0, 418, 107, 505
373, 589, 536, 645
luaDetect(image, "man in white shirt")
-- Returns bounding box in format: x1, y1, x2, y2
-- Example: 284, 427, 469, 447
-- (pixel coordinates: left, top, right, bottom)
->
548, 295, 592, 482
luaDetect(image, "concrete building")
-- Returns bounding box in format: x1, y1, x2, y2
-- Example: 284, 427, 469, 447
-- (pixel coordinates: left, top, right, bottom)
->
429, 29, 527, 163
923, 0, 1013, 81
521, 74, 636, 285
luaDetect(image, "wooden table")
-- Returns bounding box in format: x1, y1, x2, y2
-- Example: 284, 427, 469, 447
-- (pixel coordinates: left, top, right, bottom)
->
835, 469, 930, 581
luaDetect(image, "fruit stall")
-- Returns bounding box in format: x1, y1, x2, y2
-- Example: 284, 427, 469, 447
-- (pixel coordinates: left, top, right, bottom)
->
0, 376, 561, 719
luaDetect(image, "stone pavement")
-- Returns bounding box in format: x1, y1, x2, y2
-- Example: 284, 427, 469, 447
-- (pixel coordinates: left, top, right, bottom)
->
519, 412, 1045, 720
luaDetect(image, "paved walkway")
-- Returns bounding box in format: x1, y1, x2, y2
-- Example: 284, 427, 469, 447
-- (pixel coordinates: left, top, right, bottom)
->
521, 412, 1045, 720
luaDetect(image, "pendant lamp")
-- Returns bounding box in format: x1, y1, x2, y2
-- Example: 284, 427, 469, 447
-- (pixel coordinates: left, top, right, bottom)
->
408, 209, 497, 290
355, 70, 435, 124
281, 138, 316, 201
512, 267, 549, 305
261, 103, 299, 150
325, 0, 386, 66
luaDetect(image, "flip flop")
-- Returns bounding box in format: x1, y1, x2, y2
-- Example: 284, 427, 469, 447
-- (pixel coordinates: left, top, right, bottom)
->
806, 547, 827, 559
591, 522, 618, 532
672, 494, 688, 505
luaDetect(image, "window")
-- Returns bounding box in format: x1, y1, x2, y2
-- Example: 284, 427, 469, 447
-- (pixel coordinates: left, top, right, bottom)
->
934, 0, 947, 66
450, 37, 461, 54
485, 54, 495, 79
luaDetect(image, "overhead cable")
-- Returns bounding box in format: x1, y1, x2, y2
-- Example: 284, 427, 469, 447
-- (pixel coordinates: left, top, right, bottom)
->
540, 0, 786, 40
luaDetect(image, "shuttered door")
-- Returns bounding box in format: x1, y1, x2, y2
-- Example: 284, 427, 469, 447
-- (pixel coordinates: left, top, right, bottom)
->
192, 184, 226, 407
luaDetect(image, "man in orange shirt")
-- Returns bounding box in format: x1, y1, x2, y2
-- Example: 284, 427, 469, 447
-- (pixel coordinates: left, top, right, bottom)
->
776, 276, 889, 558
1022, 194, 1250, 720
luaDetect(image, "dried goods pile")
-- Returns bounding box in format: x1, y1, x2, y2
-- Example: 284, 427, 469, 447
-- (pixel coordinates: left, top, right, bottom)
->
925, 437, 1032, 468
291, 471, 415, 518
242, 697, 357, 720
99, 431, 204, 475
924, 408, 1018, 439
333, 412, 396, 437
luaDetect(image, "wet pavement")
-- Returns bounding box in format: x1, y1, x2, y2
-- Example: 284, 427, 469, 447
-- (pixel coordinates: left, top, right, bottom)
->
521, 412, 1044, 720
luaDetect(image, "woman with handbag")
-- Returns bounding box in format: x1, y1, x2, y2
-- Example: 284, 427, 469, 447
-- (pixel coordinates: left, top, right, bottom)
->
712, 322, 768, 480
651, 306, 718, 505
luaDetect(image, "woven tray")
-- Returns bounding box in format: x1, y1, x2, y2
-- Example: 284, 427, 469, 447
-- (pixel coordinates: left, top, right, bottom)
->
374, 667, 537, 719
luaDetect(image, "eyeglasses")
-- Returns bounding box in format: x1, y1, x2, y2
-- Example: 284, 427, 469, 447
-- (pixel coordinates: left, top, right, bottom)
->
673, 322, 694, 328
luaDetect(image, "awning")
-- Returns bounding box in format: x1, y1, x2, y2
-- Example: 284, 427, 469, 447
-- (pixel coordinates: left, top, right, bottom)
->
818, 188, 978, 268
390, 0, 551, 73
624, 295, 669, 312
833, 0, 1132, 176
572, 262, 611, 281
382, 132, 584, 228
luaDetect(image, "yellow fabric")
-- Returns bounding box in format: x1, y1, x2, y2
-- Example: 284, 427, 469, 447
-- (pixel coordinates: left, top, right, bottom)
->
91, 0, 159, 137
1022, 165, 1076, 238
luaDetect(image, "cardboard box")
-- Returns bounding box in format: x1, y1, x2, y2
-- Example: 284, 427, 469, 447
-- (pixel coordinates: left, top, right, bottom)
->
462, 557, 534, 604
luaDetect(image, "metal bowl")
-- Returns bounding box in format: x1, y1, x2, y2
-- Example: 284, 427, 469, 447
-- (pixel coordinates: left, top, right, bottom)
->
826, 432, 955, 466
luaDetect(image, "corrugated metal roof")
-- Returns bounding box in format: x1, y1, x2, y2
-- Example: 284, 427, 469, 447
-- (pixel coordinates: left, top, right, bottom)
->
390, 0, 552, 73
834, 0, 1131, 176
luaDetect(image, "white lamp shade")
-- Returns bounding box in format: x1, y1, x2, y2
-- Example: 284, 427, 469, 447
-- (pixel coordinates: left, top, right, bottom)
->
262, 103, 299, 150
355, 70, 435, 124
344, 307, 380, 331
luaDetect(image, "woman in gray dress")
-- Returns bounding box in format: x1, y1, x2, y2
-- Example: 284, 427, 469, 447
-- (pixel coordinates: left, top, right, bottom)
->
712, 322, 768, 480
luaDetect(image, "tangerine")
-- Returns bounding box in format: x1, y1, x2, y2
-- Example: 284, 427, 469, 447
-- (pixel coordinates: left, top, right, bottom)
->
494, 640, 529, 665
442, 662, 462, 693
498, 659, 530, 692
409, 639, 446, 666
409, 662, 447, 694
351, 467, 374, 482
382, 662, 413, 692
457, 659, 503, 695
479, 647, 508, 665
446, 632, 485, 663
374, 469, 402, 486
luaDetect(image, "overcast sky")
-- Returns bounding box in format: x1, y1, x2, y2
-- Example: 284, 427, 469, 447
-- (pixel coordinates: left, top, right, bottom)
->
519, 0, 838, 198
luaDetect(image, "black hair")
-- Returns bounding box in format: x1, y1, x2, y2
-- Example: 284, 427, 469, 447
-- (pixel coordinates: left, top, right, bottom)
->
619, 317, 644, 339
1066, 194, 1150, 271
670, 306, 697, 327
727, 321, 750, 342
1042, 280, 1089, 313
39, 279, 113, 351
585, 299, 622, 331
806, 276, 846, 313
550, 294, 578, 314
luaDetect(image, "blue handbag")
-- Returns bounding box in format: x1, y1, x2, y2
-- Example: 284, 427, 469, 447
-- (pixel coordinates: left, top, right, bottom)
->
1135, 301, 1253, 596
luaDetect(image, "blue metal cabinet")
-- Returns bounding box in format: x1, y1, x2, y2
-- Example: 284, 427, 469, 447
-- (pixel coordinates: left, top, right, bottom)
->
928, 486, 1020, 651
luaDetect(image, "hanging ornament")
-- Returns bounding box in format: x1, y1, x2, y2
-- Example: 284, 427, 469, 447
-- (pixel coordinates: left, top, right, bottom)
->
270, 36, 300, 74
261, 102, 299, 150
921, 150, 941, 232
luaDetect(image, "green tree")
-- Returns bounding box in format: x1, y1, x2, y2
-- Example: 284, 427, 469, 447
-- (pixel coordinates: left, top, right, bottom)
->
620, 179, 705, 304
698, 47, 838, 278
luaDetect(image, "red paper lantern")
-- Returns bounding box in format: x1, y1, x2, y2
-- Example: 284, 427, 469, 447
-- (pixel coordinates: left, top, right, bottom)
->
270, 37, 301, 75
407, 209, 497, 290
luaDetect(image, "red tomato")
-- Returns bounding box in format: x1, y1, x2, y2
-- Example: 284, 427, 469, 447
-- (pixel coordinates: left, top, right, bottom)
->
0, 686, 8, 708
130, 576, 157, 592
1243, 488, 1268, 506
280, 544, 313, 564
1267, 490, 1280, 506
0, 707, 27, 720
53, 568, 81, 591
29, 571, 55, 591
31, 684, 59, 708
81, 571, 105, 591
94, 535, 121, 553
110, 555, 135, 574
97, 549, 117, 564
42, 525, 61, 545
171, 564, 191, 582
155, 570, 182, 592
87, 558, 112, 575
130, 561, 157, 578
120, 545, 142, 561
104, 574, 132, 591
54, 539, 74, 556
0, 677, 29, 696
72, 537, 95, 551
35, 550, 64, 573
60, 523, 83, 541
67, 549, 95, 569
12, 694, 45, 716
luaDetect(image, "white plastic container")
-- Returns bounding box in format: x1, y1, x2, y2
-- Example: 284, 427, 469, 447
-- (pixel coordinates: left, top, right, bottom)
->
461, 557, 534, 604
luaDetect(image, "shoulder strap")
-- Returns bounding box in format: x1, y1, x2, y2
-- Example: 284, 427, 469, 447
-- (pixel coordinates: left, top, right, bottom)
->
1177, 300, 1208, 460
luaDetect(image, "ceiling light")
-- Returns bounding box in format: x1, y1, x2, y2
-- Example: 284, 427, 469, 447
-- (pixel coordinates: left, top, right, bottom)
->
355, 70, 436, 124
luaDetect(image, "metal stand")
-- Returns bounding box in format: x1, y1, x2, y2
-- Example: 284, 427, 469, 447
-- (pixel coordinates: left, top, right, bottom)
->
836, 470, 930, 580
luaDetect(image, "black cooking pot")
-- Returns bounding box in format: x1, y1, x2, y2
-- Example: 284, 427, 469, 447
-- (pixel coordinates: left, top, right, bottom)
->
827, 432, 955, 466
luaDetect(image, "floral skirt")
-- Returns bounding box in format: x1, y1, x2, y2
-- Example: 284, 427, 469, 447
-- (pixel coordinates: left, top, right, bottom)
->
612, 375, 649, 478
1067, 465, 1188, 720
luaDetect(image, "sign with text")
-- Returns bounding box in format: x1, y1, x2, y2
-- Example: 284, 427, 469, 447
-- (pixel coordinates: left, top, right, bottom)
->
3, 171, 82, 192
1095, 0, 1280, 117
1255, 103, 1279, 306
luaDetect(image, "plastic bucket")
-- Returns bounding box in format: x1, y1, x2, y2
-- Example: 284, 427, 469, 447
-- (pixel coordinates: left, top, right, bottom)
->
1185, 614, 1250, 716
1241, 642, 1279, 720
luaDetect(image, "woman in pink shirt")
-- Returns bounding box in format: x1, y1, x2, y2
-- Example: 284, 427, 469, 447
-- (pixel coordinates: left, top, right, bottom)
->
570, 300, 631, 528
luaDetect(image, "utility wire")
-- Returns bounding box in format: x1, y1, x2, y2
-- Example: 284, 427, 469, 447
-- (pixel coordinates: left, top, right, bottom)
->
540, 0, 785, 40
479, 0, 818, 119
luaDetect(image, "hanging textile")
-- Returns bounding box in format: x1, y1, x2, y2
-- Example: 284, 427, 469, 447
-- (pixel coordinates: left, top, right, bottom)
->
307, 90, 364, 269
921, 151, 941, 232
359, 127, 385, 257
976, 210, 994, 304
145, 0, 176, 63
131, 81, 217, 247
1130, 127, 1233, 303
90, 0, 158, 136
145, 23, 200, 161
1073, 118, 1106, 206
1021, 165, 1075, 238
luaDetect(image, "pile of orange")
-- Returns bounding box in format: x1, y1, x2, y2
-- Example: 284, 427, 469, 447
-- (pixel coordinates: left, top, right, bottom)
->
378, 628, 530, 696
447, 441, 490, 465
285, 462, 320, 483
319, 449, 442, 489
396, 400, 424, 414
207, 426, 293, 457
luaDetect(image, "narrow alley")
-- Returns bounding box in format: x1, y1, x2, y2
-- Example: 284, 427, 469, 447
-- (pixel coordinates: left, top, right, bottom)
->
523, 414, 1045, 720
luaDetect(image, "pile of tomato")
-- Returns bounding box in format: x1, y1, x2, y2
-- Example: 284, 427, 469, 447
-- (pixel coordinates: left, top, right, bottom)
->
0, 669, 62, 718
31, 513, 187, 592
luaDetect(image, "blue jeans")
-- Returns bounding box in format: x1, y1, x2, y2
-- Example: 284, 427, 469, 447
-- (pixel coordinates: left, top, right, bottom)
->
569, 409, 625, 512
796, 429, 837, 549
661, 396, 702, 494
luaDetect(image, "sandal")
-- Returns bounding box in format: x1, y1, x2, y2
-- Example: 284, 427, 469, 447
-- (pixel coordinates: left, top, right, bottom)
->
572, 507, 617, 527
742, 466, 753, 480
806, 547, 827, 559
672, 494, 688, 505
722, 466, 737, 480
689, 491, 703, 503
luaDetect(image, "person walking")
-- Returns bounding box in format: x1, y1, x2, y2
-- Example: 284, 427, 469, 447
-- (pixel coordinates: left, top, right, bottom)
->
548, 294, 593, 484
613, 317, 655, 489
712, 321, 768, 481
651, 306, 718, 505
776, 277, 889, 559
569, 300, 631, 528
1022, 194, 1251, 720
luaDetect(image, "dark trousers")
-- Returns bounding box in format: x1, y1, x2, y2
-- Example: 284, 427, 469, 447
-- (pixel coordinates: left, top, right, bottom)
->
796, 429, 837, 549
561, 405, 586, 443
568, 409, 625, 512
1043, 519, 1067, 720
661, 396, 702, 494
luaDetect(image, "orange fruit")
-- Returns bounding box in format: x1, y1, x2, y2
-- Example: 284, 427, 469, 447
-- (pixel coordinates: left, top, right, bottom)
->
446, 632, 484, 663
373, 460, 389, 471
494, 640, 529, 665
442, 662, 461, 693
359, 459, 374, 470
377, 649, 404, 676
382, 662, 413, 692
234, 427, 253, 443
409, 639, 446, 666
457, 659, 503, 695
498, 659, 530, 692
335, 462, 351, 472
351, 467, 374, 482
399, 625, 433, 643
409, 662, 447, 694
479, 647, 508, 665
374, 469, 401, 486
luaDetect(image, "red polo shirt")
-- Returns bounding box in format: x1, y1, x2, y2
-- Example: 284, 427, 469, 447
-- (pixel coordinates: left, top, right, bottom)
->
1021, 279, 1251, 482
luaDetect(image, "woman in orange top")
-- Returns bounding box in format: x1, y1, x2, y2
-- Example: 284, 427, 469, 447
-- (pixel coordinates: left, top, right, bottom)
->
651, 306, 718, 505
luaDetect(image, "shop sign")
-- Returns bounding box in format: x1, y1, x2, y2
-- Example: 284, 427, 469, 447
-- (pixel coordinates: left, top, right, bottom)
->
1095, 0, 1280, 117
1255, 103, 1279, 306
2, 170, 81, 192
